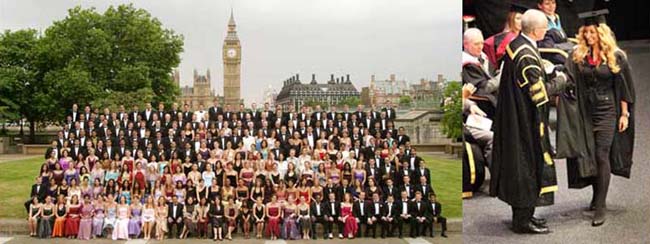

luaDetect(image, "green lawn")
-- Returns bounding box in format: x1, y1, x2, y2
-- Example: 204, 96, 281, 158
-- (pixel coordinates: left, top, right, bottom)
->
0, 156, 42, 218
0, 155, 462, 219
422, 155, 462, 219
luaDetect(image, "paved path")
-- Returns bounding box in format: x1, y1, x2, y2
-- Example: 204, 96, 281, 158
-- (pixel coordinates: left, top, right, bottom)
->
463, 40, 650, 244
0, 235, 462, 244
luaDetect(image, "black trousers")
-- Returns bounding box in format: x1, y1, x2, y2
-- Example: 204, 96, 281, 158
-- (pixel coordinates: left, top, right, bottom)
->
592, 125, 614, 209
311, 216, 327, 239
367, 215, 381, 237
410, 216, 426, 237
168, 218, 183, 238
428, 216, 447, 236
381, 218, 396, 237
324, 216, 343, 236
357, 215, 368, 237
512, 207, 535, 230
397, 216, 411, 237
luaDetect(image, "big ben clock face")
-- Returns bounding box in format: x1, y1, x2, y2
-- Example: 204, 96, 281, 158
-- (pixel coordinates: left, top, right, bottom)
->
227, 48, 237, 58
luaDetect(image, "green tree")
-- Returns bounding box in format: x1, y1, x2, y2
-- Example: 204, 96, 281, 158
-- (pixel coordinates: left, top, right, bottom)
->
337, 97, 360, 107
399, 95, 412, 107
441, 81, 462, 140
0, 4, 184, 142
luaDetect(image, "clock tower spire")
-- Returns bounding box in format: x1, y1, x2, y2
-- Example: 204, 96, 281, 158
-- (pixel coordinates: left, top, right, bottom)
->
223, 8, 241, 107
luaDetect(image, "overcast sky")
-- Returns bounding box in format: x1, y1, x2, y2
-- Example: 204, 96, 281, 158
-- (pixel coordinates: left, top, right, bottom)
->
0, 0, 460, 103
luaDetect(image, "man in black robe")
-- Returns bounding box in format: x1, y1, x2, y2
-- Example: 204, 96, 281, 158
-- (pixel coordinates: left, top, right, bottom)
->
490, 9, 568, 234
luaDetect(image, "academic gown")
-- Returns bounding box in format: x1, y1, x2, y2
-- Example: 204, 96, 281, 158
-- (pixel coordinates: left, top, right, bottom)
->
490, 35, 564, 208
556, 49, 635, 188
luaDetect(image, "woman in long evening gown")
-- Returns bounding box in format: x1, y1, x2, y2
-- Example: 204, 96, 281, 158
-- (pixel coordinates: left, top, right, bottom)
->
281, 196, 301, 240
112, 196, 130, 240
52, 195, 67, 238
77, 195, 94, 240
38, 196, 55, 239
64, 195, 81, 238
265, 195, 282, 240
92, 197, 105, 238
339, 193, 358, 239
128, 195, 143, 238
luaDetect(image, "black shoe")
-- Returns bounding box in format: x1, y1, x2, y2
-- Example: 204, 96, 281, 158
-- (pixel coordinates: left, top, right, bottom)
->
592, 209, 605, 227
398, 234, 402, 238
514, 222, 550, 234
441, 232, 447, 238
530, 217, 547, 227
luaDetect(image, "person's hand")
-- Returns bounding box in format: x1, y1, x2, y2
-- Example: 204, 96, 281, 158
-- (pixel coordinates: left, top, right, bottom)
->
619, 115, 629, 132
469, 105, 487, 117
462, 83, 477, 99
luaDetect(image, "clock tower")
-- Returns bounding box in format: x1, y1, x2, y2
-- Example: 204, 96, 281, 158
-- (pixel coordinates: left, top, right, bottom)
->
223, 9, 241, 107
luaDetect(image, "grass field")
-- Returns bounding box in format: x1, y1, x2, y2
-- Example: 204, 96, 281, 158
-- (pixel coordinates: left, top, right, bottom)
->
0, 156, 42, 219
0, 154, 461, 219
421, 155, 462, 219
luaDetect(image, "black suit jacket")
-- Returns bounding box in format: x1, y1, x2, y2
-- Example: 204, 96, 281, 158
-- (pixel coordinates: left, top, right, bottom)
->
414, 168, 431, 185
427, 202, 442, 219
382, 201, 398, 218
409, 200, 428, 218
368, 201, 384, 217
30, 183, 47, 201
353, 200, 370, 218
311, 201, 326, 218
324, 200, 340, 218
416, 184, 434, 198
168, 202, 184, 220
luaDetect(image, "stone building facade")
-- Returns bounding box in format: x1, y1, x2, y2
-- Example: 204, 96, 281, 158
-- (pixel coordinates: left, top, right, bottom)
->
275, 74, 360, 109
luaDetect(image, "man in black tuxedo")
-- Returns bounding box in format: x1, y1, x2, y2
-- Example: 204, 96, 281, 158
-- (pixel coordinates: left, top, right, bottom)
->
427, 194, 447, 238
310, 194, 327, 239
24, 177, 47, 213
322, 179, 339, 202
404, 149, 423, 171
367, 192, 384, 238
382, 100, 396, 120
381, 195, 398, 238
399, 175, 415, 200
209, 99, 222, 122
382, 179, 398, 202
353, 192, 370, 237
410, 192, 428, 237
380, 159, 396, 187
416, 176, 435, 198
396, 127, 410, 147
324, 192, 343, 239
414, 162, 431, 185
167, 195, 184, 238
396, 190, 412, 238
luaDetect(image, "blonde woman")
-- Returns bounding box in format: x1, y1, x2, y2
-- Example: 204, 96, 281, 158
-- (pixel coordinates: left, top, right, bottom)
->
155, 196, 169, 240
559, 17, 635, 227
141, 196, 155, 240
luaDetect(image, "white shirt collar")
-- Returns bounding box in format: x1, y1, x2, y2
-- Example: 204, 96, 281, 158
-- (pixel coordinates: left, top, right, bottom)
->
522, 34, 538, 49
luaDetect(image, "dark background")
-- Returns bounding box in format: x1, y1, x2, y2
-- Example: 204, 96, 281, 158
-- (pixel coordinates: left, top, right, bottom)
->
463, 0, 650, 41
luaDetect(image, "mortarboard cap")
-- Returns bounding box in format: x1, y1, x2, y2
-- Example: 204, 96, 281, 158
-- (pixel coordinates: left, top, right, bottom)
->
578, 9, 609, 27
510, 3, 529, 14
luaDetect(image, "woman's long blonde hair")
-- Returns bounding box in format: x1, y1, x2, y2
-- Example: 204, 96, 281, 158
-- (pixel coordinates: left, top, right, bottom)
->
572, 23, 621, 73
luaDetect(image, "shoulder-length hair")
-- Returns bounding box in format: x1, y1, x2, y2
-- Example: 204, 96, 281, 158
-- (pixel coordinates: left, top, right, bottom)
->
572, 23, 622, 73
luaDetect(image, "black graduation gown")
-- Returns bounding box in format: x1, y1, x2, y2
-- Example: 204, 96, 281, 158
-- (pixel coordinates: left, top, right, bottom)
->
556, 49, 635, 188
490, 35, 562, 208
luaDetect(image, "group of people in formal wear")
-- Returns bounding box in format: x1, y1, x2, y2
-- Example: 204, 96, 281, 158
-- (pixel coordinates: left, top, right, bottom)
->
26, 100, 448, 241
463, 0, 635, 234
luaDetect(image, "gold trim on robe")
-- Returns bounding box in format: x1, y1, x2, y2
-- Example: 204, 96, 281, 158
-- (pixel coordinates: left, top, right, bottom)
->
540, 185, 559, 195
465, 142, 476, 184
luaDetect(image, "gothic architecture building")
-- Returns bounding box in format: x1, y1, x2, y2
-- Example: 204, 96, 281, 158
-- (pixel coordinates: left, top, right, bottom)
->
275, 74, 360, 109
223, 9, 242, 107
175, 69, 223, 110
